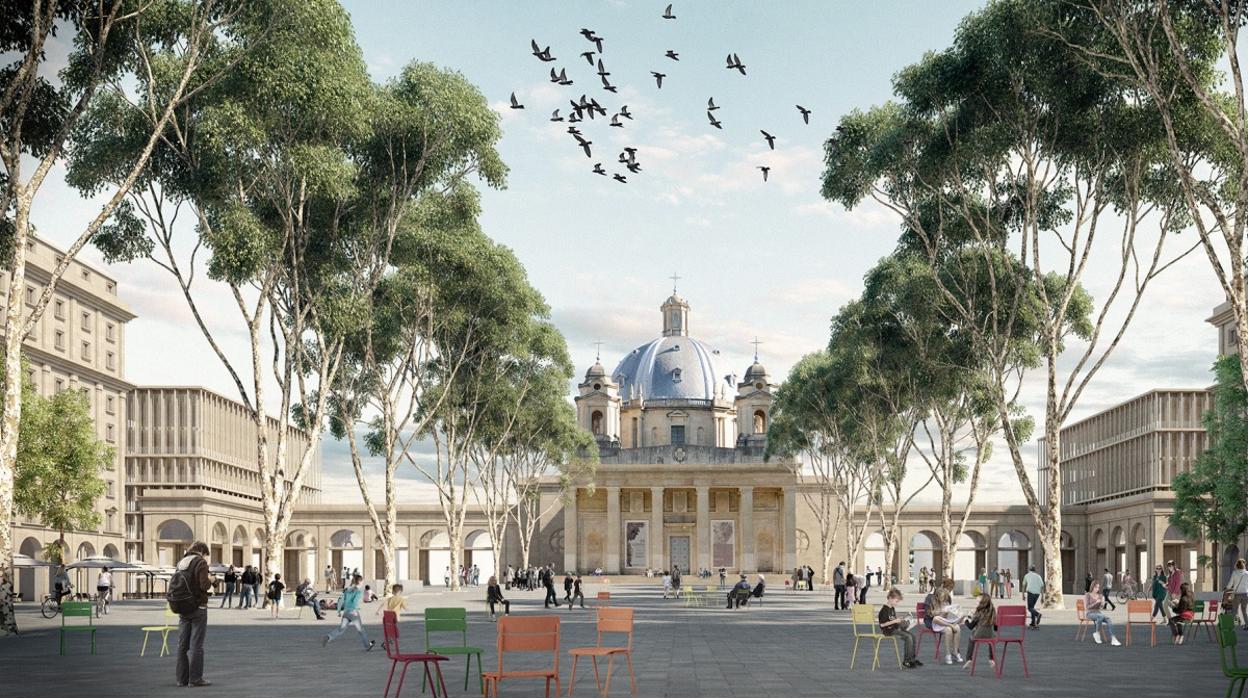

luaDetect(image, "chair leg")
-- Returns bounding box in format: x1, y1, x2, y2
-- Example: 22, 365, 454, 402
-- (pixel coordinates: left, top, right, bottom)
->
569, 654, 579, 698
849, 637, 860, 669
436, 662, 448, 698
934, 632, 942, 661
970, 643, 978, 676
397, 662, 410, 698
871, 638, 881, 671
420, 663, 434, 698
893, 638, 901, 669
1019, 643, 1029, 678
592, 656, 602, 694
161, 630, 171, 657
603, 655, 616, 698
625, 652, 636, 695
464, 654, 472, 691
385, 659, 397, 698
141, 632, 150, 657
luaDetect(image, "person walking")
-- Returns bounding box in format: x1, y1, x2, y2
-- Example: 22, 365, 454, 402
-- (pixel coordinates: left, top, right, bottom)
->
324, 565, 334, 593
323, 574, 375, 652
486, 576, 510, 620
988, 568, 999, 598
845, 573, 858, 608
1022, 565, 1044, 629
719, 567, 727, 590
1165, 561, 1183, 608
861, 567, 872, 604
569, 575, 586, 609
879, 588, 921, 668
1226, 558, 1248, 630
219, 566, 237, 609
238, 566, 254, 610
1100, 568, 1117, 611
563, 572, 574, 605
252, 569, 263, 610
543, 565, 558, 608
172, 541, 213, 688
267, 573, 285, 619
833, 562, 847, 610
1084, 581, 1122, 645
805, 565, 815, 592
1150, 565, 1170, 620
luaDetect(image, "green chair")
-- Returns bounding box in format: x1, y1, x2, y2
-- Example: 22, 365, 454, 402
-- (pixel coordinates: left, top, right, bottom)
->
1183, 600, 1207, 642
60, 601, 97, 656
1217, 614, 1248, 698
424, 607, 483, 693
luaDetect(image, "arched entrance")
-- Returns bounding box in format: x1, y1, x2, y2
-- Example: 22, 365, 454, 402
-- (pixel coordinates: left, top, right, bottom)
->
329, 529, 363, 581
373, 532, 409, 582
210, 522, 228, 563
998, 530, 1030, 580
864, 531, 887, 576
284, 530, 317, 583
1111, 526, 1127, 576
156, 519, 193, 567
1060, 531, 1076, 594
465, 530, 495, 581
909, 531, 942, 583
1131, 524, 1148, 581
252, 528, 265, 570
422, 530, 451, 586
1163, 525, 1197, 584
231, 526, 247, 567
954, 531, 987, 581
18, 537, 41, 601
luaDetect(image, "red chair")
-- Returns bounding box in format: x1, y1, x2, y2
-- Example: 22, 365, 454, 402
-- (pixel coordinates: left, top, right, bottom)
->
913, 604, 943, 660
971, 605, 1029, 679
1191, 600, 1220, 641
381, 610, 449, 698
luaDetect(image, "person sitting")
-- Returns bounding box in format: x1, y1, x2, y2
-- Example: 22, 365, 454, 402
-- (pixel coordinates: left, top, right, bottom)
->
1168, 582, 1196, 645
962, 593, 998, 670
924, 579, 965, 665
1084, 581, 1121, 645
297, 578, 325, 620
362, 585, 378, 603
879, 588, 921, 668
727, 574, 751, 609
486, 576, 510, 621
751, 575, 766, 600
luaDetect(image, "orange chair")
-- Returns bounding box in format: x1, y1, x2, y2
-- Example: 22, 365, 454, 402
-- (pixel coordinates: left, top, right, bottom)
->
913, 604, 943, 660
568, 607, 636, 697
1074, 599, 1093, 641
593, 591, 611, 608
483, 615, 561, 698
1125, 599, 1157, 647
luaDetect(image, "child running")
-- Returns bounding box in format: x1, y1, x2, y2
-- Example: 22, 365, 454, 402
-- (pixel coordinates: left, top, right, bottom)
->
323, 574, 376, 652
376, 584, 407, 619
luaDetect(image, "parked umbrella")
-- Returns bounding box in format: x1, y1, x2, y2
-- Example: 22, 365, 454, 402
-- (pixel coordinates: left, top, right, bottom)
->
10, 553, 54, 568
66, 556, 135, 570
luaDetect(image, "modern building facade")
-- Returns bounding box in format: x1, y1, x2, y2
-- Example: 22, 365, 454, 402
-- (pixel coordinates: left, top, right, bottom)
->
5, 236, 134, 598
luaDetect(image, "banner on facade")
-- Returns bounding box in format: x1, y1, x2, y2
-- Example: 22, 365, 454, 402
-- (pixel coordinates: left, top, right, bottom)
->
625, 521, 647, 568
712, 520, 735, 569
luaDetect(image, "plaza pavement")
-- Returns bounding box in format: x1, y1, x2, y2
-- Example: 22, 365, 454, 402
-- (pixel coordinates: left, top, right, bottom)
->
0, 581, 1233, 697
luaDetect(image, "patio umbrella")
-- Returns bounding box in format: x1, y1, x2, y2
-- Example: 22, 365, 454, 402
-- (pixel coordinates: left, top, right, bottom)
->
10, 553, 54, 568
66, 556, 135, 570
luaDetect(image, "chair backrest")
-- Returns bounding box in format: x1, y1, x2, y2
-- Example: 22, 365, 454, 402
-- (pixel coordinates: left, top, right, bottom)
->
382, 610, 401, 659
425, 607, 468, 649
495, 615, 560, 674
1075, 598, 1087, 620
596, 607, 633, 650
62, 601, 93, 627
1191, 600, 1206, 619
995, 606, 1027, 640
1208, 600, 1220, 617
851, 604, 875, 636
681, 585, 695, 596
1218, 613, 1240, 676
914, 603, 926, 622
1127, 599, 1153, 622
597, 591, 611, 601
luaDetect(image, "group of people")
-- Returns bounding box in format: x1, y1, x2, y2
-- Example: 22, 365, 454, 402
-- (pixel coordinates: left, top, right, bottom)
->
445, 564, 480, 588
830, 562, 883, 609
322, 565, 362, 592
501, 564, 545, 591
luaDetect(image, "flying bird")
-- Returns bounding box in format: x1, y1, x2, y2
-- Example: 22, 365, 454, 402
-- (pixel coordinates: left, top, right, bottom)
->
651, 71, 666, 88
610, 114, 624, 128
557, 68, 573, 86
531, 40, 555, 62
581, 51, 595, 66
509, 92, 524, 109
758, 166, 770, 182
665, 50, 680, 61
613, 173, 628, 183
726, 53, 746, 75
597, 59, 610, 77
580, 28, 604, 52
600, 74, 618, 93
550, 109, 563, 122
796, 104, 812, 124
593, 163, 606, 175
626, 161, 642, 173
568, 112, 582, 123
549, 67, 560, 83
619, 105, 633, 120
662, 3, 676, 19
575, 137, 593, 158
589, 98, 607, 116
619, 147, 638, 164
707, 97, 719, 111
567, 126, 582, 136
707, 111, 722, 129
761, 130, 775, 150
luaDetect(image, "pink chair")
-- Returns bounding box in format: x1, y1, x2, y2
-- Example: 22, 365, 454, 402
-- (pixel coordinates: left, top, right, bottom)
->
913, 604, 943, 660
381, 610, 448, 697
971, 605, 1029, 679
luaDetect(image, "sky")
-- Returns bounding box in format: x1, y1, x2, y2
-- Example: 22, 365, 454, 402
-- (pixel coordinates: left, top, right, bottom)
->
28, 1, 1226, 506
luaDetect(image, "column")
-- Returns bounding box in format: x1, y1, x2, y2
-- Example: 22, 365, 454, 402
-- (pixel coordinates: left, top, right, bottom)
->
739, 486, 755, 572
895, 528, 910, 585
650, 487, 665, 571
563, 488, 578, 574
606, 486, 621, 574
782, 486, 797, 571
696, 486, 710, 572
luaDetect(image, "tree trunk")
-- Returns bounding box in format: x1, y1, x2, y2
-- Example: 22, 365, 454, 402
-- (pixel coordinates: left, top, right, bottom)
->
883, 524, 898, 587
1041, 409, 1064, 607
447, 533, 461, 592
0, 197, 31, 637
941, 481, 955, 581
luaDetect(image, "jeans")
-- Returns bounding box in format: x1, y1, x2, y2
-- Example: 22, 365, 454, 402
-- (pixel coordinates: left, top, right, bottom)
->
1026, 592, 1041, 626
569, 591, 584, 608
894, 628, 916, 661
1088, 610, 1114, 636
239, 585, 253, 609
834, 585, 847, 609
176, 607, 207, 685
488, 599, 511, 616
1153, 596, 1170, 620
1101, 589, 1116, 611
219, 583, 235, 608
544, 585, 557, 607
326, 610, 371, 648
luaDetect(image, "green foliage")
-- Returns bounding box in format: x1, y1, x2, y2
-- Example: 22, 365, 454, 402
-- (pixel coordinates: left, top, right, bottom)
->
1171, 354, 1248, 543
13, 376, 112, 540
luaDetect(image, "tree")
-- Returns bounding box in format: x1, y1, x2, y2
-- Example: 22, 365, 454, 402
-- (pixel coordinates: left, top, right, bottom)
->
1, 0, 246, 633
821, 0, 1192, 606
14, 383, 112, 565
1171, 354, 1248, 545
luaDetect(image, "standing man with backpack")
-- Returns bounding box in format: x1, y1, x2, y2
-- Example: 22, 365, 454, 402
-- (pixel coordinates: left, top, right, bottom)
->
168, 541, 213, 688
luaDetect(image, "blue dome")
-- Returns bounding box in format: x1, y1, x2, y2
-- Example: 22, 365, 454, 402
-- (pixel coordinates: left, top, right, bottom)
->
612, 335, 732, 402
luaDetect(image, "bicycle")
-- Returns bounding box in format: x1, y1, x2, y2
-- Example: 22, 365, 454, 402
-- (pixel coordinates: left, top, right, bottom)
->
1116, 587, 1142, 604
94, 588, 112, 618
40, 593, 66, 619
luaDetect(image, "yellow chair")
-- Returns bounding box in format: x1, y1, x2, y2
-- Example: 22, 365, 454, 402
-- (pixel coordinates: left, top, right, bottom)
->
681, 585, 702, 607
849, 604, 901, 671
140, 605, 179, 657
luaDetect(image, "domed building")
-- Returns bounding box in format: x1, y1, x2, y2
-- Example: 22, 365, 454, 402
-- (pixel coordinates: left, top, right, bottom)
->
546, 291, 801, 576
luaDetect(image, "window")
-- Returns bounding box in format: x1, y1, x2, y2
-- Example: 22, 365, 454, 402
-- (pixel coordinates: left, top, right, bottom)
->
106, 351, 115, 370
24, 286, 34, 306
105, 323, 115, 342
81, 311, 91, 331
105, 510, 114, 531
54, 330, 65, 351
106, 423, 115, 442
106, 396, 115, 414
672, 368, 682, 383
81, 269, 90, 281
81, 341, 91, 361
54, 299, 64, 319
106, 281, 115, 294
106, 480, 114, 498
54, 378, 64, 393
670, 425, 685, 445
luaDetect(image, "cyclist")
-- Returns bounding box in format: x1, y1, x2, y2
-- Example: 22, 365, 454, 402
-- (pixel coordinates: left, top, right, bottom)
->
1122, 570, 1137, 600
96, 567, 113, 615
53, 566, 72, 606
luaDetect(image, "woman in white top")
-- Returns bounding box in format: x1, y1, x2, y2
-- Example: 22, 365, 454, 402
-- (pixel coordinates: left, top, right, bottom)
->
96, 567, 113, 614
1227, 558, 1248, 629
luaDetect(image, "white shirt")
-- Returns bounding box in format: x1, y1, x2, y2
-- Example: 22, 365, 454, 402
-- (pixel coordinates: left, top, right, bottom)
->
1228, 569, 1248, 594
1101, 573, 1113, 591
97, 571, 112, 588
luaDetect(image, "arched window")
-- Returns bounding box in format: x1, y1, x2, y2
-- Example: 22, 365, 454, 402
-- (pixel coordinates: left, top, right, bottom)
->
753, 410, 766, 434
650, 426, 658, 444
696, 426, 704, 445
591, 410, 603, 435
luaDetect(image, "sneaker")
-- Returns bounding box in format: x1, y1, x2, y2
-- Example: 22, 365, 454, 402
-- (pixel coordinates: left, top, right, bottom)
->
913, 659, 924, 667
1093, 631, 1102, 644
189, 681, 212, 688
367, 640, 376, 652
903, 660, 915, 669
945, 654, 954, 665
1111, 637, 1121, 646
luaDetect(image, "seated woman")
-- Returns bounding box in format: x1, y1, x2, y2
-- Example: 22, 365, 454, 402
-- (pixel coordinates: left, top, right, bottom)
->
924, 579, 964, 665
486, 575, 511, 621
962, 593, 997, 669
751, 575, 766, 599
1168, 582, 1196, 644
1084, 581, 1121, 645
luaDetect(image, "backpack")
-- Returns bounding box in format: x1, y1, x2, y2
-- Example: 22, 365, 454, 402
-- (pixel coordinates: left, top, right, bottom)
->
167, 556, 202, 615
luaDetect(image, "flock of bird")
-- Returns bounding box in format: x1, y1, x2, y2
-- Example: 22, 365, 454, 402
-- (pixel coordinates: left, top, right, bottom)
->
507, 3, 812, 184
